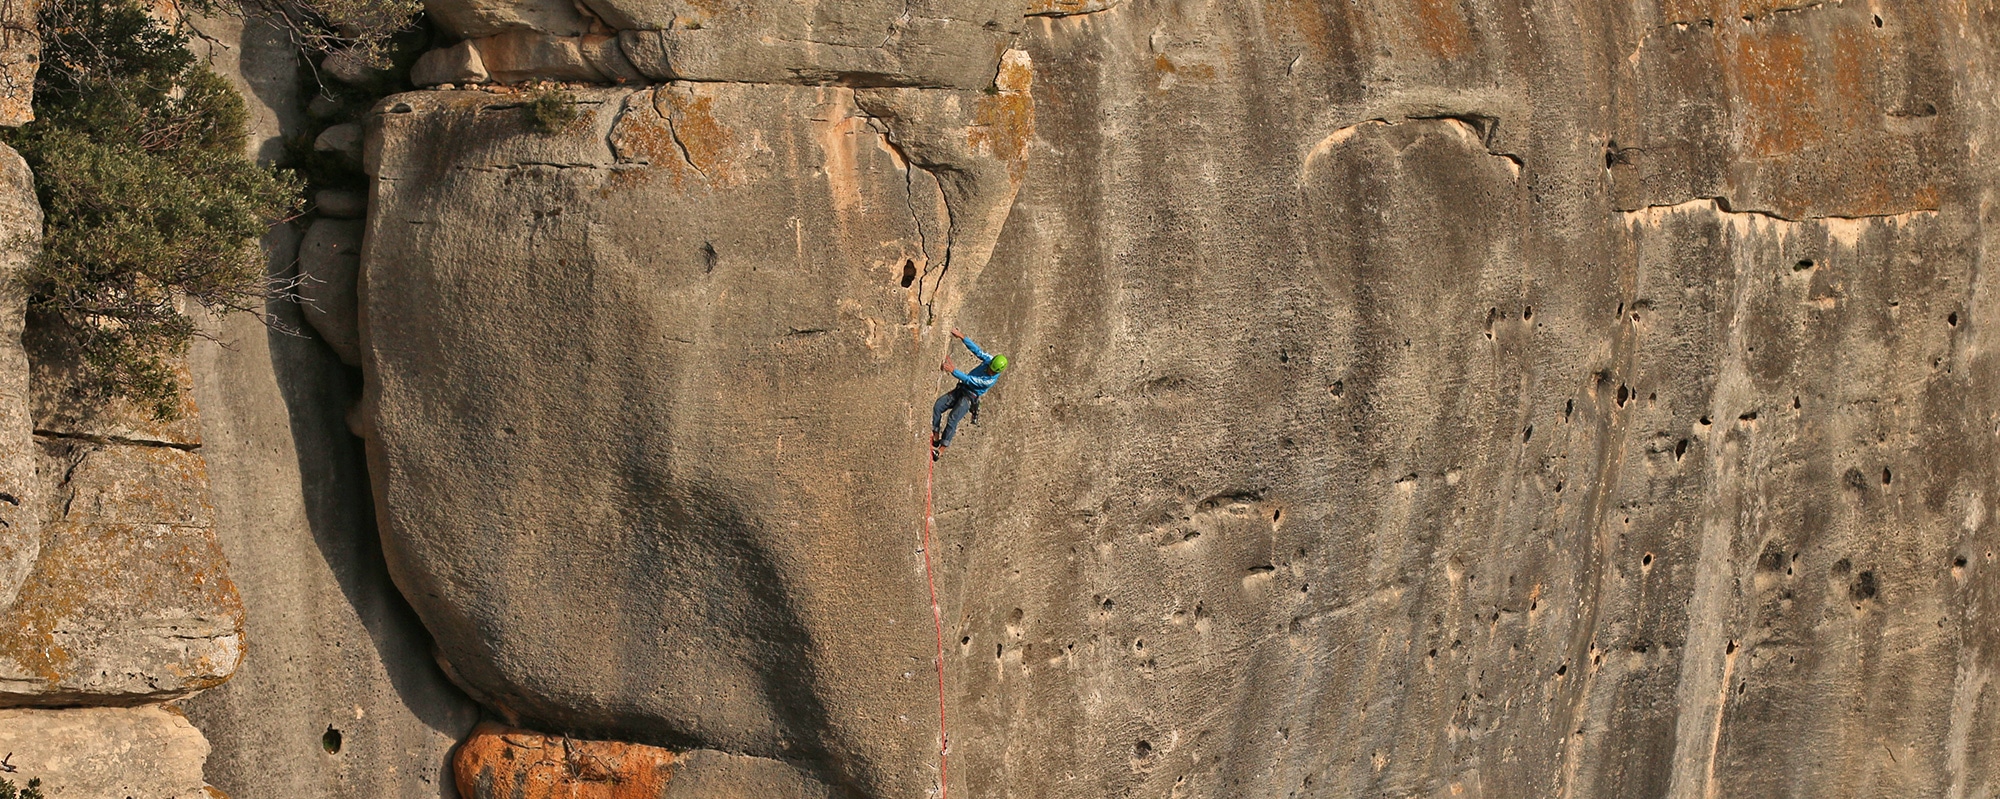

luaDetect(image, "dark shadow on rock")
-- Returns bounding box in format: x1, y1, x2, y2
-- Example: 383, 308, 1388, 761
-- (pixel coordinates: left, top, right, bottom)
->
263, 288, 481, 768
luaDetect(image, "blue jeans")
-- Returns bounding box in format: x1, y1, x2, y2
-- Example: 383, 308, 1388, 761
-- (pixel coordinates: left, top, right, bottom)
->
932, 387, 978, 446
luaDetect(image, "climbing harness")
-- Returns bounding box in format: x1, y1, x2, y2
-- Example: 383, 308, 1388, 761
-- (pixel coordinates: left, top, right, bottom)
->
922, 410, 951, 798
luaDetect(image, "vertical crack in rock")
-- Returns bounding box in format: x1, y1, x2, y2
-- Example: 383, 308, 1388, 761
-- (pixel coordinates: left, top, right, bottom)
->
664, 108, 711, 181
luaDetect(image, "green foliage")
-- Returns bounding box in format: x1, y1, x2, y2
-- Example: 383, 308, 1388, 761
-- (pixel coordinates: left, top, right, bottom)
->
0, 776, 47, 799
526, 86, 581, 133
8, 0, 303, 419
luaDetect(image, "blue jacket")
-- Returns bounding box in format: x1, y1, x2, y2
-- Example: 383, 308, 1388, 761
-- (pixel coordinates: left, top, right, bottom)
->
951, 337, 1003, 396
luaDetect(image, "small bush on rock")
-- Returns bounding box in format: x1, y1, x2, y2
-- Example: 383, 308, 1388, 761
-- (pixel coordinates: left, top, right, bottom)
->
526, 86, 581, 133
0, 777, 46, 799
8, 0, 303, 419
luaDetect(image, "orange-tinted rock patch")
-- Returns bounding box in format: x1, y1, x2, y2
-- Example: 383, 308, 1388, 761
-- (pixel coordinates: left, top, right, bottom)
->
454, 722, 678, 799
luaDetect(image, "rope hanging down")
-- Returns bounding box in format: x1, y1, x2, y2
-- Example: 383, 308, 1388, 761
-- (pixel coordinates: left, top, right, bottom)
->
921, 438, 951, 797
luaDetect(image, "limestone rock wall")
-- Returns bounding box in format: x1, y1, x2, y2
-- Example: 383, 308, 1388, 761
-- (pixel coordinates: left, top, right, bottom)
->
174, 10, 482, 798
354, 0, 2000, 797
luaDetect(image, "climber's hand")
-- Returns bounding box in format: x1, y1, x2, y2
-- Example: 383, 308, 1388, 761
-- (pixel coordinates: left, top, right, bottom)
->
941, 358, 954, 372
951, 327, 963, 339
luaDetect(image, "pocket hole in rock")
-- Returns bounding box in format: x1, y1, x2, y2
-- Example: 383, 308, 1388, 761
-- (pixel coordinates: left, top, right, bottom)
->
900, 259, 917, 288
322, 726, 343, 755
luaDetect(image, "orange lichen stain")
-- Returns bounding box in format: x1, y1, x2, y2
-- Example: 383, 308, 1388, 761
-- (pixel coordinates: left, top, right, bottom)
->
1827, 25, 1886, 129
606, 101, 679, 191
1413, 0, 1473, 58
1730, 29, 1820, 157
454, 722, 678, 799
970, 50, 1036, 178
648, 87, 738, 188
0, 441, 241, 694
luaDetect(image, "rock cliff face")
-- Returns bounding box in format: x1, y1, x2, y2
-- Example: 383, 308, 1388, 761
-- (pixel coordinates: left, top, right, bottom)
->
329, 0, 2000, 797
175, 12, 482, 799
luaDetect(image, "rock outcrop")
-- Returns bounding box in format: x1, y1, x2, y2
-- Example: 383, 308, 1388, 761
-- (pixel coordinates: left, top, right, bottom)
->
454, 722, 678, 798
347, 0, 2000, 796
0, 705, 214, 799
0, 431, 243, 704
0, 142, 37, 613
176, 10, 481, 798
360, 76, 1028, 796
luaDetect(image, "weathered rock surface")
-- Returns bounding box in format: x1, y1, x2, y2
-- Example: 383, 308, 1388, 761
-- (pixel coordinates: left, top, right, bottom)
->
411, 0, 1021, 89
0, 142, 40, 611
313, 188, 367, 219
179, 246, 480, 799
298, 218, 365, 365
0, 705, 213, 799
178, 12, 482, 797
314, 122, 365, 167
356, 0, 2000, 797
0, 434, 243, 704
454, 722, 678, 798
362, 77, 1026, 796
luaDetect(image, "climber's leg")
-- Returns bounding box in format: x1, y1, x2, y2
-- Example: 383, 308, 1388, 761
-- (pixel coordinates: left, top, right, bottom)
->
939, 390, 974, 447
932, 390, 957, 441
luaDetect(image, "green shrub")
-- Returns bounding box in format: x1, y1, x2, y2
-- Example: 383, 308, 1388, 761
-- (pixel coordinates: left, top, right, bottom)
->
8, 0, 303, 419
0, 776, 46, 799
526, 85, 581, 133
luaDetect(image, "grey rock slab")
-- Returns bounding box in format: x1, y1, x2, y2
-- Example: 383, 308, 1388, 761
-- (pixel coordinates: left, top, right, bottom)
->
180, 230, 479, 799
298, 218, 364, 366
467, 31, 615, 84
0, 143, 39, 611
661, 750, 834, 799
178, 14, 481, 799
615, 0, 1018, 89
425, 0, 593, 40
313, 188, 367, 219
411, 40, 491, 87
0, 705, 210, 799
307, 92, 345, 120
314, 122, 365, 167
0, 438, 243, 705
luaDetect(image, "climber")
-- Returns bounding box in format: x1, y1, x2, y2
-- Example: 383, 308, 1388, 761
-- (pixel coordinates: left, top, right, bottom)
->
932, 328, 1007, 458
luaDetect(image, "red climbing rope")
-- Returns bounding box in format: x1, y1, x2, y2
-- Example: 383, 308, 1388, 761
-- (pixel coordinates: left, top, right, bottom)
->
921, 442, 950, 798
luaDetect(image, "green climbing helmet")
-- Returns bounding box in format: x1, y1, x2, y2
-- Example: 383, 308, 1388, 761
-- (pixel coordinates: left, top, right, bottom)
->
991, 354, 1009, 372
